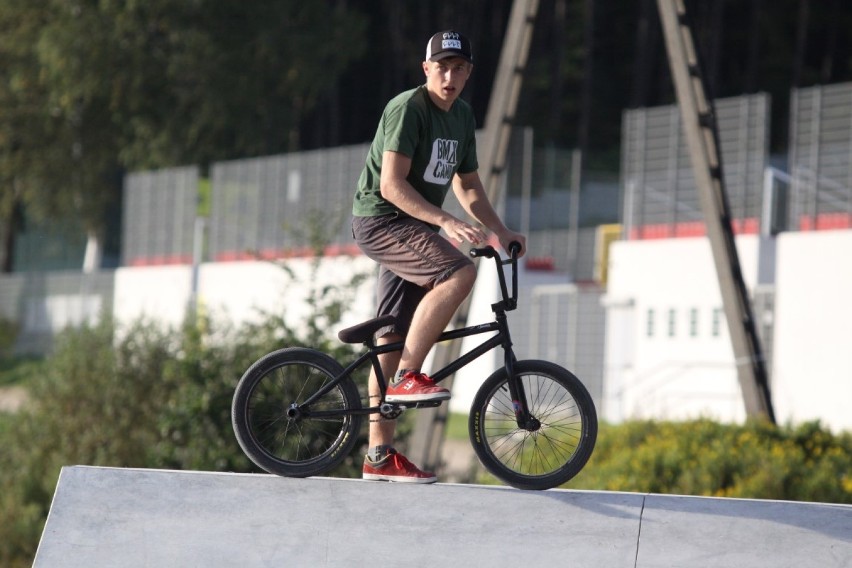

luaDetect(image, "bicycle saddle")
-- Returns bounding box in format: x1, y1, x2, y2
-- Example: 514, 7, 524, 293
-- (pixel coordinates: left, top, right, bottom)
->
337, 315, 396, 344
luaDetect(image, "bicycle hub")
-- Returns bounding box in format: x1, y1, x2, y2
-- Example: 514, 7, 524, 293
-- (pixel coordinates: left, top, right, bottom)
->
285, 404, 302, 420
524, 417, 542, 432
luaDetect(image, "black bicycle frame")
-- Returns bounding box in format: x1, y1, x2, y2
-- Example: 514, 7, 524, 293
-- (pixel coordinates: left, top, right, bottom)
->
299, 316, 511, 416
299, 243, 534, 427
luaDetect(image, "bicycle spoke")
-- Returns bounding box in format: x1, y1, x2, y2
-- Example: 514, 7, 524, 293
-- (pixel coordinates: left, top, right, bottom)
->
244, 360, 350, 464
233, 348, 363, 477
476, 366, 596, 484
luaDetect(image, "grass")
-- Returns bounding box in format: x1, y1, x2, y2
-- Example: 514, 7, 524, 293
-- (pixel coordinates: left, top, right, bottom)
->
445, 411, 469, 440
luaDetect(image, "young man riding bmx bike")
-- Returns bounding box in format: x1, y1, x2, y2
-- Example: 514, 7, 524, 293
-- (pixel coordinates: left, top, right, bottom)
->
351, 30, 527, 483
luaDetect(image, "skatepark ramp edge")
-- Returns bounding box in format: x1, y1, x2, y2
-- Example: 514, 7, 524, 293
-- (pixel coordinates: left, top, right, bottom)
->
34, 465, 852, 567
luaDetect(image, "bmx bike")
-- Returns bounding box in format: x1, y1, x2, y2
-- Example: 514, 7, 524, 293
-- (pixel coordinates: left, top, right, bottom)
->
232, 243, 597, 490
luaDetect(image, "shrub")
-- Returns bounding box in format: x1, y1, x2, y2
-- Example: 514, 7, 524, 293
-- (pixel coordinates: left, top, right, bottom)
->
568, 418, 852, 504
0, 313, 365, 566
0, 316, 19, 359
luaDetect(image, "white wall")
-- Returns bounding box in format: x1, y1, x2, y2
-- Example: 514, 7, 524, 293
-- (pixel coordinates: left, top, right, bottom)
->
113, 228, 852, 434
114, 265, 194, 328
114, 256, 376, 336
198, 257, 376, 335
443, 261, 500, 413
113, 252, 564, 416
603, 230, 852, 433
447, 262, 571, 413
603, 237, 752, 424
772, 230, 852, 431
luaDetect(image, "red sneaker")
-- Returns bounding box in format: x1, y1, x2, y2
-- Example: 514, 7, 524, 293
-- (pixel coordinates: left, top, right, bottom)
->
385, 371, 450, 403
362, 449, 437, 483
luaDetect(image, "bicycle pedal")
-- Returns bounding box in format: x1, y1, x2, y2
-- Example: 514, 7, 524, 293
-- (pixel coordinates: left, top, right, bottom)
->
412, 401, 442, 409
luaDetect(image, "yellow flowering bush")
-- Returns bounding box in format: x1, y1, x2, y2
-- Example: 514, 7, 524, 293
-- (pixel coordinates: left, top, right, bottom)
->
568, 419, 852, 504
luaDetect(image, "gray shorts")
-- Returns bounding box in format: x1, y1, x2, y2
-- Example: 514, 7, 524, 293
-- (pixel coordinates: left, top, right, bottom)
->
352, 213, 473, 337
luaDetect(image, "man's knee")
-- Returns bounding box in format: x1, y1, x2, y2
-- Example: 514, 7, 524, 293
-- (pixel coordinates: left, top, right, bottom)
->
450, 263, 477, 292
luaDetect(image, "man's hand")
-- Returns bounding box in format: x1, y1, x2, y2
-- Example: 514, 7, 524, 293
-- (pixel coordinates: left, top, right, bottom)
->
441, 217, 488, 245
496, 229, 527, 258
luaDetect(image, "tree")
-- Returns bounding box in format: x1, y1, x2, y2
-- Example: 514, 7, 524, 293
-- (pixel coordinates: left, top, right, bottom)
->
0, 1, 53, 272
0, 0, 369, 272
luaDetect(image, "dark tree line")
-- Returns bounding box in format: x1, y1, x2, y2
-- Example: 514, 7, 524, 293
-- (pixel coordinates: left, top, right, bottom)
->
314, 0, 852, 162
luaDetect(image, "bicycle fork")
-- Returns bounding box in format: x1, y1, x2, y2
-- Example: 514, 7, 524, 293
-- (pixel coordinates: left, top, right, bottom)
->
498, 321, 541, 432
502, 355, 540, 432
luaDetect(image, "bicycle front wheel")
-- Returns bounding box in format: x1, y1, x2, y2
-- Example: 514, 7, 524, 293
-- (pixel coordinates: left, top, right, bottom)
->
469, 360, 597, 490
232, 347, 362, 478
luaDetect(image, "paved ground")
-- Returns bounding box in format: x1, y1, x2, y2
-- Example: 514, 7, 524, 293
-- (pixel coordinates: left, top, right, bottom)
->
35, 466, 852, 568
0, 385, 27, 412
439, 438, 481, 482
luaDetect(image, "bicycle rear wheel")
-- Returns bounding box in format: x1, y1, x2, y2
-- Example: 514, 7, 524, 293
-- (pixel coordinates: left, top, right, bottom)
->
232, 347, 362, 478
469, 360, 597, 490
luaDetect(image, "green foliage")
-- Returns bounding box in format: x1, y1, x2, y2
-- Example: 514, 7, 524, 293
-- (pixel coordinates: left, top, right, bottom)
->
287, 208, 372, 349
0, 316, 19, 359
0, 0, 369, 271
0, 229, 374, 565
0, 311, 363, 566
445, 411, 470, 441
25, 0, 368, 171
568, 419, 852, 504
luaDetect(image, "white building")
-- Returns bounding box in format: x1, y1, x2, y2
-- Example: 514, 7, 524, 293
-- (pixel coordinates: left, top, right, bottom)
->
602, 228, 852, 433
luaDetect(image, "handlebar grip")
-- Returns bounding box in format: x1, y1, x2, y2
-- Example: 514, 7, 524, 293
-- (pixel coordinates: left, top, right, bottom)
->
508, 241, 522, 256
469, 246, 497, 258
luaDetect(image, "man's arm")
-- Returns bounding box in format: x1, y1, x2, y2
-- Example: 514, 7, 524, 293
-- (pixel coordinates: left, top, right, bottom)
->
452, 170, 527, 256
380, 150, 488, 245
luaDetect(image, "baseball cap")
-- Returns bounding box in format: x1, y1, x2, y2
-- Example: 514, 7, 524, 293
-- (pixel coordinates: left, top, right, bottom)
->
425, 30, 473, 63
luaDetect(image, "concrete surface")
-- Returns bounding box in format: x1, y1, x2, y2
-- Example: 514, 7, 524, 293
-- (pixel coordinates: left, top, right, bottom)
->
35, 466, 852, 568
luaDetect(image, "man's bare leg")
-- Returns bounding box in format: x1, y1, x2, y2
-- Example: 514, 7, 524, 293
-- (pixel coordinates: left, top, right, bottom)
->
363, 267, 475, 481
368, 334, 402, 448
397, 264, 476, 372
368, 265, 475, 447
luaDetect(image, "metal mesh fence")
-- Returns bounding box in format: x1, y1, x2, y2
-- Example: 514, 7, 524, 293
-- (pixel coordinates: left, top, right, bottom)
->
509, 283, 605, 410
199, 132, 616, 283
524, 228, 598, 279
208, 144, 370, 261
122, 166, 199, 266
789, 82, 852, 230
0, 270, 114, 355
621, 93, 770, 238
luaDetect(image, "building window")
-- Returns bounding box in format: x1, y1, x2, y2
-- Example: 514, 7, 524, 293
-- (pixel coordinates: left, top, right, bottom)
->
667, 308, 676, 337
712, 307, 723, 337
646, 308, 655, 337
689, 308, 699, 337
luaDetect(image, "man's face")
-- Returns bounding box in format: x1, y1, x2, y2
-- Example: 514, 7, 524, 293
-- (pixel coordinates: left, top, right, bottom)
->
422, 57, 472, 110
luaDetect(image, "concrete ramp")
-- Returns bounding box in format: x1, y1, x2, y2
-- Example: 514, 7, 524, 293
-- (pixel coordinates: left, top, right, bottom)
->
35, 466, 851, 567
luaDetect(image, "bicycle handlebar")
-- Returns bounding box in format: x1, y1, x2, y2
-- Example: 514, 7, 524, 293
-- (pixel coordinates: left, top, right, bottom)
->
469, 241, 522, 260
469, 241, 520, 311
468, 246, 497, 259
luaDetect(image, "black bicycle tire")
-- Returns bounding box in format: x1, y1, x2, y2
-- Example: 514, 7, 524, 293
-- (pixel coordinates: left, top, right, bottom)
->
232, 347, 362, 478
468, 360, 598, 490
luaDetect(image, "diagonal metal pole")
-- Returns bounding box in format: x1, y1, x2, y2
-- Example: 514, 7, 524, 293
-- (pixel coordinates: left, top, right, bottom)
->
408, 0, 540, 470
656, 0, 775, 422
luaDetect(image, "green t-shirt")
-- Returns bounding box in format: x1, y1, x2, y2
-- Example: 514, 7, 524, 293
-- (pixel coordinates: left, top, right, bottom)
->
352, 85, 479, 217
